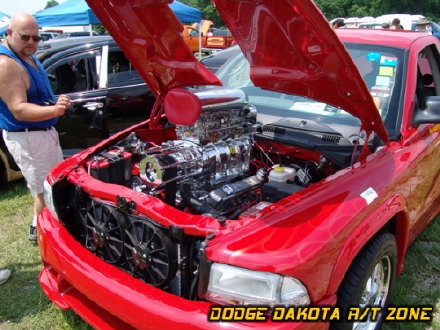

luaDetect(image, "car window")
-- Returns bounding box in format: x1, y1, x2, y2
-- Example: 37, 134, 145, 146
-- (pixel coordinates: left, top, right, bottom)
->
47, 51, 101, 94
189, 28, 199, 37
40, 33, 53, 41
416, 45, 440, 109
108, 50, 141, 83
348, 46, 403, 120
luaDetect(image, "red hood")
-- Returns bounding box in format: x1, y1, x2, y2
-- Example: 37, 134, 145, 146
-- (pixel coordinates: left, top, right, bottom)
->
87, 0, 388, 142
85, 0, 222, 98
212, 0, 389, 143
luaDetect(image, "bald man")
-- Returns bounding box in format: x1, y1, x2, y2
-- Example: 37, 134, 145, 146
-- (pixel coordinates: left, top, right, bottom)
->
0, 13, 71, 241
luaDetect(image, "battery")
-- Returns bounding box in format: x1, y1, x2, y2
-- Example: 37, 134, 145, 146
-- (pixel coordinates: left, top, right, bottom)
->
86, 149, 132, 185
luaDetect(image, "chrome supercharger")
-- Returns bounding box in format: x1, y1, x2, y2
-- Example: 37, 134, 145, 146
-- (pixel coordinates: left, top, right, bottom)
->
135, 89, 260, 215
86, 88, 262, 217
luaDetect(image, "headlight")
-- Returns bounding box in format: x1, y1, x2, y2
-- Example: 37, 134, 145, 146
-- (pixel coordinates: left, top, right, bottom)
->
206, 263, 310, 306
43, 180, 57, 218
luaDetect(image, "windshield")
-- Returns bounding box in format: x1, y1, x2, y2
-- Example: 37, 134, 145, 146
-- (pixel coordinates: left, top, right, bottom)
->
213, 43, 405, 140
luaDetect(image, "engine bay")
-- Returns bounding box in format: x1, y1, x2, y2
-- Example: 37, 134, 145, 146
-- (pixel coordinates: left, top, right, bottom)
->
83, 89, 340, 220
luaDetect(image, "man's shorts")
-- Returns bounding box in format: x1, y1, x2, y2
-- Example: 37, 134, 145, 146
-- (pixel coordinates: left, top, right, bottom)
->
3, 128, 63, 196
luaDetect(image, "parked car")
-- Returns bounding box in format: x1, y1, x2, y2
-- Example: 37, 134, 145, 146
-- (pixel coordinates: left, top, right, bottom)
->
183, 19, 212, 52
39, 30, 61, 41
0, 35, 154, 183
210, 27, 232, 36
183, 19, 235, 53
357, 22, 385, 29
200, 44, 239, 72
57, 31, 101, 38
39, 1, 440, 330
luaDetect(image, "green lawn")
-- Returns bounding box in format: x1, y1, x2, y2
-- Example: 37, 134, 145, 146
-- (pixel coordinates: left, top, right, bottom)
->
0, 180, 92, 330
0, 179, 438, 330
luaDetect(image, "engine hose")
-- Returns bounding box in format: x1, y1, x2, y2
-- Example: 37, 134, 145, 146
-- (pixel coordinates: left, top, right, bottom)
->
189, 197, 220, 217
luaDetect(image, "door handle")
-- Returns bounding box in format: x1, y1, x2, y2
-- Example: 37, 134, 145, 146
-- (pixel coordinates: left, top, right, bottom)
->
83, 102, 104, 111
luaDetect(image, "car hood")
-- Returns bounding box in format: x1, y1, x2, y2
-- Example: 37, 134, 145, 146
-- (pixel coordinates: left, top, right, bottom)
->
212, 0, 389, 143
87, 0, 388, 142
85, 0, 222, 98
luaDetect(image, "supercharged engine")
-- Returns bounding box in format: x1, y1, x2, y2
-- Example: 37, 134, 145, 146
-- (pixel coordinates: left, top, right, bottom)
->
84, 88, 335, 223
86, 89, 266, 218
57, 89, 336, 295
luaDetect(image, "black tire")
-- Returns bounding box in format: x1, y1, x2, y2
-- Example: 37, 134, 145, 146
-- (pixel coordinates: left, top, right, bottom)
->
0, 159, 6, 183
331, 231, 397, 330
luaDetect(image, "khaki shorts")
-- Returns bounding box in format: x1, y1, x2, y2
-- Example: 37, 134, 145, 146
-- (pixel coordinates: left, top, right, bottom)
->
3, 128, 63, 196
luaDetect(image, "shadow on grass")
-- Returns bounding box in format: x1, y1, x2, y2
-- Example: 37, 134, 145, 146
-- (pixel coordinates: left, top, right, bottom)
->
61, 311, 95, 330
0, 179, 28, 202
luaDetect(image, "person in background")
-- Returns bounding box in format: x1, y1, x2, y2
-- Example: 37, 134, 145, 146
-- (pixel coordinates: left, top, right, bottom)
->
390, 18, 404, 30
332, 18, 345, 29
0, 269, 11, 284
0, 13, 71, 241
416, 21, 432, 34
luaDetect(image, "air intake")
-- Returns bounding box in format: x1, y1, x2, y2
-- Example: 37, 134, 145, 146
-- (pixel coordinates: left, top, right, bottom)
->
262, 125, 343, 144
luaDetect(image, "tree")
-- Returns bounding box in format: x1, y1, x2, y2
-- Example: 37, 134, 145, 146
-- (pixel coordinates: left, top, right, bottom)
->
181, 0, 439, 25
315, 0, 439, 21
45, 0, 59, 10
181, 0, 225, 27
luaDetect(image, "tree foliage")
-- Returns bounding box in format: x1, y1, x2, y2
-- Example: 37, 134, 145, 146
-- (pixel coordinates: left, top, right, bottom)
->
181, 0, 439, 25
44, 0, 59, 10
181, 0, 226, 27
315, 0, 439, 21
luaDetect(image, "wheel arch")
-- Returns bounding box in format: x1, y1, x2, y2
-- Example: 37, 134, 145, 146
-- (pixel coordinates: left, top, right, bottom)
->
0, 147, 10, 183
326, 194, 410, 297
0, 140, 23, 183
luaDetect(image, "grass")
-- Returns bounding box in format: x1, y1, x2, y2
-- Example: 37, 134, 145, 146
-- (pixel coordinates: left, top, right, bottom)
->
0, 179, 92, 330
0, 179, 439, 330
383, 218, 440, 330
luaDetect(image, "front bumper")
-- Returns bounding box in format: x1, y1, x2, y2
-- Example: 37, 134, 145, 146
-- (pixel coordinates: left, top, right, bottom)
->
38, 208, 323, 330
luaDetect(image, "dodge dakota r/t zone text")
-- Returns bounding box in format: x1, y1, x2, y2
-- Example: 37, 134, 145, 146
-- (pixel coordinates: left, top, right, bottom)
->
37, 1, 440, 330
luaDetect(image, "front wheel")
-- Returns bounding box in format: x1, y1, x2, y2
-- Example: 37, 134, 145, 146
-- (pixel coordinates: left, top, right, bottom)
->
331, 231, 397, 330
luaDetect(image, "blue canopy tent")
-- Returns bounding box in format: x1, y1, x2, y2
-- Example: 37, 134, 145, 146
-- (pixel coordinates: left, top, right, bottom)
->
0, 12, 10, 35
169, 1, 202, 23
34, 0, 101, 29
33, 0, 201, 28
0, 12, 10, 21
1, 1, 202, 47
1, 1, 201, 34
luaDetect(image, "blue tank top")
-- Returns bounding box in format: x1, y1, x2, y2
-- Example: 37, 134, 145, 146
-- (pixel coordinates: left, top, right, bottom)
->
0, 44, 58, 130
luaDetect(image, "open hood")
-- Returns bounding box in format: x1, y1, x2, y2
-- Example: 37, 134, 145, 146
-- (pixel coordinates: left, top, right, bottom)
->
87, 0, 388, 143
212, 0, 389, 143
85, 0, 222, 98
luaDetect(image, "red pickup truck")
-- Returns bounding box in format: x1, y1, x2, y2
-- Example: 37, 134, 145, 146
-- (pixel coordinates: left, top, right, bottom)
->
38, 1, 440, 330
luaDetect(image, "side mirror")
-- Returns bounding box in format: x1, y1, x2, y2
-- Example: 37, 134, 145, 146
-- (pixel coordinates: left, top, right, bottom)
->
413, 96, 440, 125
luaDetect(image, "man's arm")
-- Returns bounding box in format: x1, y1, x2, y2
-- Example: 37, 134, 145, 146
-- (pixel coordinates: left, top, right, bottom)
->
0, 55, 70, 122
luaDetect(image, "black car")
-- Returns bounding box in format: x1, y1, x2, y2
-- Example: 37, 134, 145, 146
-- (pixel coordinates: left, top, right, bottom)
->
200, 45, 238, 73
0, 36, 155, 183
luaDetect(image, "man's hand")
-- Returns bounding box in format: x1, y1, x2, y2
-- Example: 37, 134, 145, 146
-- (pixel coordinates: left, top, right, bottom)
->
54, 94, 72, 116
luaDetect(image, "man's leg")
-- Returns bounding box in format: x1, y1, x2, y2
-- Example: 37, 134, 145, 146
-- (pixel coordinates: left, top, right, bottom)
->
29, 193, 45, 241
4, 129, 62, 241
35, 193, 45, 215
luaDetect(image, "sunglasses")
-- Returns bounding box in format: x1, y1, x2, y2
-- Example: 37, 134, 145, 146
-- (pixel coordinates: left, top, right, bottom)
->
18, 33, 43, 42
